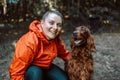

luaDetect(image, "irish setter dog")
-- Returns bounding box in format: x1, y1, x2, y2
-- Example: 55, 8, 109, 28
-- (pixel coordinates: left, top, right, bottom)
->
65, 26, 96, 80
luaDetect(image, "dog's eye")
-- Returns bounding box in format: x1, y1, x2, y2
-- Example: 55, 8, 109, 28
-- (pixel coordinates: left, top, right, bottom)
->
74, 37, 77, 40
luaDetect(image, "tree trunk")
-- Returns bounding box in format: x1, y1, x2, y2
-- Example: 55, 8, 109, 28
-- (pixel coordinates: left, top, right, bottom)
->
3, 0, 7, 15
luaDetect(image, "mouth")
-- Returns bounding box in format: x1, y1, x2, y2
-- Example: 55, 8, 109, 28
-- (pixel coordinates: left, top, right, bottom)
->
50, 29, 58, 34
49, 30, 59, 38
51, 31, 56, 34
50, 30, 57, 35
74, 39, 87, 47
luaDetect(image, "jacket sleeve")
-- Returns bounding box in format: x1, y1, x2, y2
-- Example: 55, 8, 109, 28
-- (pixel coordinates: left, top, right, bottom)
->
56, 37, 71, 61
9, 37, 36, 80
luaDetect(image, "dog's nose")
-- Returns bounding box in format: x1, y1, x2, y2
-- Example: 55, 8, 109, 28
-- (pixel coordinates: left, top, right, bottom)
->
73, 31, 77, 36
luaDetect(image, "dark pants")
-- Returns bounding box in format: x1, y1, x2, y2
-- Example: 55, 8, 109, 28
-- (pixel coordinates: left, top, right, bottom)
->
24, 64, 68, 80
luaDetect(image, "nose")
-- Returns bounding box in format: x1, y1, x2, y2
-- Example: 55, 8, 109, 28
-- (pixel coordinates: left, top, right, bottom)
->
73, 31, 77, 36
53, 24, 58, 30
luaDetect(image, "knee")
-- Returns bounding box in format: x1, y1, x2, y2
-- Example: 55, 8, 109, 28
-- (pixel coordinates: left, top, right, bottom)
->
48, 69, 68, 80
47, 64, 69, 80
57, 74, 68, 80
27, 66, 42, 74
50, 74, 68, 80
25, 65, 43, 80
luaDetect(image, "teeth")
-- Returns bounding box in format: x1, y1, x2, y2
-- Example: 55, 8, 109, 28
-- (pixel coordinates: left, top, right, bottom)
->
74, 40, 81, 44
51, 31, 55, 34
51, 30, 56, 34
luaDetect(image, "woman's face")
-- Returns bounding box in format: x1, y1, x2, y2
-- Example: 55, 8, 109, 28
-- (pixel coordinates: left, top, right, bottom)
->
41, 13, 62, 40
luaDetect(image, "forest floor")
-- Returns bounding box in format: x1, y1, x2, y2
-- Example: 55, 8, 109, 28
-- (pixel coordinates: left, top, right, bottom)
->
0, 20, 120, 80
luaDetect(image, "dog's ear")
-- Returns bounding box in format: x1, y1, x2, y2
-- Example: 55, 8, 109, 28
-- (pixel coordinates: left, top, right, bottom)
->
88, 35, 96, 52
70, 36, 75, 49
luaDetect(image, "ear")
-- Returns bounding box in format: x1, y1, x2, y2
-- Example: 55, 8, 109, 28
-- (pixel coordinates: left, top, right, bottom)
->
41, 20, 44, 26
88, 35, 96, 52
70, 36, 75, 49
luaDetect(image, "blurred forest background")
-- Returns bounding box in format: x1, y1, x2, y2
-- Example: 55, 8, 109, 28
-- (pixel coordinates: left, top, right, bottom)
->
0, 0, 120, 80
0, 0, 120, 28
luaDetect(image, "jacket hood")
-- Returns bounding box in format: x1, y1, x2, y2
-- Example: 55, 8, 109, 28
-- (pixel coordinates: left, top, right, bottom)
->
29, 20, 49, 43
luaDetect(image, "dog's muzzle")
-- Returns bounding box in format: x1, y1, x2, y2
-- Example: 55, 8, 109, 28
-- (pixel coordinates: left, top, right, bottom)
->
74, 40, 87, 47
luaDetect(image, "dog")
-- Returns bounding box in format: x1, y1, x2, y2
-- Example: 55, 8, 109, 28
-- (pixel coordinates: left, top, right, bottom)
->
65, 26, 96, 80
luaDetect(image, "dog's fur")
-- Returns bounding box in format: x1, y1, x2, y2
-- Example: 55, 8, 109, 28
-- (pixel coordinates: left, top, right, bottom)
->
65, 26, 96, 80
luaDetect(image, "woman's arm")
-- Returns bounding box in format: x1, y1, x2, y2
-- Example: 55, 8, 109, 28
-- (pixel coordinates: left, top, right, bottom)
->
56, 37, 71, 61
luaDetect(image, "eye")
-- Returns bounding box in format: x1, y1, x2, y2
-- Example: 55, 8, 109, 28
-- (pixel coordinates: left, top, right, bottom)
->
57, 23, 62, 28
73, 37, 77, 40
49, 21, 54, 25
74, 38, 77, 40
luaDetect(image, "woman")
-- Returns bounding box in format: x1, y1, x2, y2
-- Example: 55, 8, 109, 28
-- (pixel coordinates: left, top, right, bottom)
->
9, 10, 70, 80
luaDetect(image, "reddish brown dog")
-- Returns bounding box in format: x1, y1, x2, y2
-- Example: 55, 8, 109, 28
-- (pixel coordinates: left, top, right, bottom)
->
65, 26, 96, 80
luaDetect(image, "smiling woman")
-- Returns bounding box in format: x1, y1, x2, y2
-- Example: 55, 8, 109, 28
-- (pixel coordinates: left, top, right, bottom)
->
41, 11, 63, 40
9, 10, 71, 80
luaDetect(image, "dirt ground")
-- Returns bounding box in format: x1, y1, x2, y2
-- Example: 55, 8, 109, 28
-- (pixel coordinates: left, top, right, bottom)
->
0, 21, 120, 80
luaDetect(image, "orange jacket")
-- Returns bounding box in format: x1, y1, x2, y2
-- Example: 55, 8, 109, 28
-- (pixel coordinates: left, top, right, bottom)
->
9, 20, 70, 80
